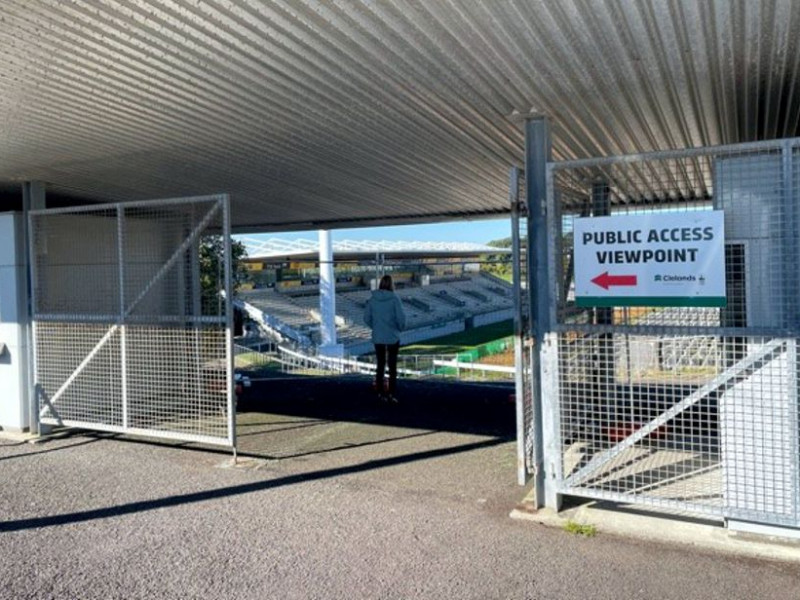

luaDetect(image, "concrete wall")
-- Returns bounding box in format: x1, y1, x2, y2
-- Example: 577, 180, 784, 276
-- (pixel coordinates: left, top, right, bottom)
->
32, 212, 119, 315
346, 308, 512, 357
346, 318, 466, 356
721, 347, 797, 523
714, 154, 785, 329
401, 319, 465, 346
32, 212, 186, 318
0, 212, 30, 431
472, 308, 513, 328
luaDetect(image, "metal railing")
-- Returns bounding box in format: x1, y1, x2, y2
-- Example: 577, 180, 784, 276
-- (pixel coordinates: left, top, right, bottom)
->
233, 343, 514, 383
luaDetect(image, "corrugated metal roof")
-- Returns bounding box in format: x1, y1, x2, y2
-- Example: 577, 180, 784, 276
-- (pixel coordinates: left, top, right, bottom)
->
1, 1, 798, 230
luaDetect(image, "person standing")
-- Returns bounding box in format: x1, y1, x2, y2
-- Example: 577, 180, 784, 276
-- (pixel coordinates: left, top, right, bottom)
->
364, 274, 407, 402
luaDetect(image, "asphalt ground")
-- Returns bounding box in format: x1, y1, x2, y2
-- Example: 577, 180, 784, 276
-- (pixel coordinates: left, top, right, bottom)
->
1, 375, 799, 599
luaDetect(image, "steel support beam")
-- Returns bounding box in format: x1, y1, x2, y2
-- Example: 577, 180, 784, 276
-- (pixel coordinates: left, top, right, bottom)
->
524, 117, 556, 510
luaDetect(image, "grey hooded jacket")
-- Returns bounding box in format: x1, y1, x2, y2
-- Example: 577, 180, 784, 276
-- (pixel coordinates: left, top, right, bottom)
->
364, 289, 407, 344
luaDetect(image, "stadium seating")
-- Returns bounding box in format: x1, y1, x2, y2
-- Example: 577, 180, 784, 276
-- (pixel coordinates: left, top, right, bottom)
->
240, 275, 513, 355
239, 288, 318, 332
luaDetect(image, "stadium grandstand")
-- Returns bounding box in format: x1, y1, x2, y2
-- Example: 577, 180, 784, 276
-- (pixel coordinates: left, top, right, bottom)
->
234, 237, 512, 356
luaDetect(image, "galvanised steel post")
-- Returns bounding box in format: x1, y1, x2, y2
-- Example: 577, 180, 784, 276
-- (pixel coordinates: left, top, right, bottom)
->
223, 195, 237, 457
782, 140, 798, 332
23, 181, 45, 436
524, 117, 556, 509
510, 166, 528, 486
117, 205, 128, 430
782, 140, 800, 526
592, 182, 613, 435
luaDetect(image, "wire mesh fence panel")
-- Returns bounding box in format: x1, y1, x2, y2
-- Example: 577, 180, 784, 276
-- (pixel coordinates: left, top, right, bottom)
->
31, 196, 234, 447
34, 321, 123, 427
125, 325, 229, 441
31, 207, 120, 317
547, 140, 800, 526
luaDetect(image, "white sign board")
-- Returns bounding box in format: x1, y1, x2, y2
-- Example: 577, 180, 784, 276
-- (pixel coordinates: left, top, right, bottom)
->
574, 211, 726, 307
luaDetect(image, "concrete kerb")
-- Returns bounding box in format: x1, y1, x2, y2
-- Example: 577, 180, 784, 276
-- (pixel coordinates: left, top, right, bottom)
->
0, 426, 99, 445
510, 489, 800, 564
0, 429, 39, 444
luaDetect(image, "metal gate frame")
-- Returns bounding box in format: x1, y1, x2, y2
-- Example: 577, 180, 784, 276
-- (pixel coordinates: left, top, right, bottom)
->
510, 166, 540, 490
512, 119, 553, 506
531, 133, 800, 529
29, 195, 236, 449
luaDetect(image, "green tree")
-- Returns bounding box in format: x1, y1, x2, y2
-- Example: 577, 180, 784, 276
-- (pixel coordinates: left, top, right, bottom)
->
487, 237, 512, 249
199, 236, 249, 314
481, 236, 517, 282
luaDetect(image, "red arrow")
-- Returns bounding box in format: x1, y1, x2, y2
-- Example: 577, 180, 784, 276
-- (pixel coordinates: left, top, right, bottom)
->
591, 272, 637, 290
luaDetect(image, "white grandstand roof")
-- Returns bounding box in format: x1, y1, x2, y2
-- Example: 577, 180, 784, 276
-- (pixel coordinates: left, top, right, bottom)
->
239, 237, 508, 260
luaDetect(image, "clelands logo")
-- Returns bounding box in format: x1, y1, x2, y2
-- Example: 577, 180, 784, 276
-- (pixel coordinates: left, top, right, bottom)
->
655, 274, 697, 284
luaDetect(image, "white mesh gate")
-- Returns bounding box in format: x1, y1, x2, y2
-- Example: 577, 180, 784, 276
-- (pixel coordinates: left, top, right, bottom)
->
545, 139, 800, 528
30, 195, 236, 448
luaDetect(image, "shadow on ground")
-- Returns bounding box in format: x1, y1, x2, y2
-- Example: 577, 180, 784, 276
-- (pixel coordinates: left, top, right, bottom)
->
0, 436, 509, 533
0, 375, 519, 532
17, 376, 516, 464
238, 374, 516, 439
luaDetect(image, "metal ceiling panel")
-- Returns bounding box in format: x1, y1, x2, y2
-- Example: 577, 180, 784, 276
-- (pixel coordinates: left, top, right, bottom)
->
1, 1, 799, 230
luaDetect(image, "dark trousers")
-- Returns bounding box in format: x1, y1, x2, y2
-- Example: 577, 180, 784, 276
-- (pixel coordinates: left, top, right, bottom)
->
374, 342, 400, 394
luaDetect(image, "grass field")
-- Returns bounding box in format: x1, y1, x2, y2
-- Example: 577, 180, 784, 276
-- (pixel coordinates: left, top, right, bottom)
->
400, 320, 513, 355
234, 351, 281, 372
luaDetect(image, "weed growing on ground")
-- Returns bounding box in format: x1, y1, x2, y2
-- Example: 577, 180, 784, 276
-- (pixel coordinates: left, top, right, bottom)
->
563, 520, 597, 537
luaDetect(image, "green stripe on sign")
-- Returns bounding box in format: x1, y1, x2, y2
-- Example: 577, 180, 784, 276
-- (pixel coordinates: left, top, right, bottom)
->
576, 296, 727, 308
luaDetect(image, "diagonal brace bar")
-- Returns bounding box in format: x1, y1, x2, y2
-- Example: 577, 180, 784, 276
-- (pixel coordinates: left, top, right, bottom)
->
41, 200, 221, 417
565, 338, 786, 488
125, 201, 220, 316
40, 325, 119, 418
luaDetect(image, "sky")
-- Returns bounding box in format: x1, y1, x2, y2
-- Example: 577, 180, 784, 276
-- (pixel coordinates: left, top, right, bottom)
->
241, 218, 511, 245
